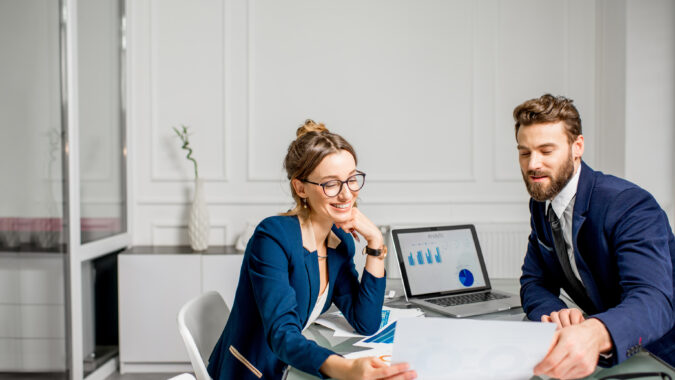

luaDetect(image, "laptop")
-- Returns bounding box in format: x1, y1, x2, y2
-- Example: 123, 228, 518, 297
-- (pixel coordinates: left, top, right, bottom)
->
391, 224, 520, 318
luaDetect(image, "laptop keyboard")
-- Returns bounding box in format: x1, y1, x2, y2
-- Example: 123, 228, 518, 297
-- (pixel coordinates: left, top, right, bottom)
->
427, 292, 508, 307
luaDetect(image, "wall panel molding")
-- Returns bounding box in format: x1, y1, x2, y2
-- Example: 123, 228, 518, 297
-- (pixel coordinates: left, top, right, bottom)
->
148, 0, 229, 183
137, 195, 528, 206
129, 0, 635, 277
492, 0, 583, 182
245, 0, 477, 183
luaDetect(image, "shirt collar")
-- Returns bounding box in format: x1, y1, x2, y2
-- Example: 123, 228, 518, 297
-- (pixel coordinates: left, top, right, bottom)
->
546, 164, 581, 219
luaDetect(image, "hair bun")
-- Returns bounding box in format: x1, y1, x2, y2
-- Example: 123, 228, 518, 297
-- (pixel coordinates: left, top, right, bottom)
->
296, 119, 328, 138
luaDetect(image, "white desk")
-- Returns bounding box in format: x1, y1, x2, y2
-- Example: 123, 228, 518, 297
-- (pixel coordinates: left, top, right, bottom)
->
288, 278, 525, 379
288, 278, 675, 380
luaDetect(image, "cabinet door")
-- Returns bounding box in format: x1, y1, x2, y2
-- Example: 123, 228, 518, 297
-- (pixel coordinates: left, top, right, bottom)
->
118, 255, 201, 363
202, 255, 244, 310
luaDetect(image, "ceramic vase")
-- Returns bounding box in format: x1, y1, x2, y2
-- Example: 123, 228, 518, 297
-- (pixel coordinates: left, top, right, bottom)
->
188, 178, 209, 251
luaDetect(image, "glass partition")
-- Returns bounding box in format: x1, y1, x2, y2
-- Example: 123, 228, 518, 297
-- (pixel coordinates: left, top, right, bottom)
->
0, 0, 128, 378
76, 0, 127, 376
78, 0, 127, 244
0, 0, 68, 378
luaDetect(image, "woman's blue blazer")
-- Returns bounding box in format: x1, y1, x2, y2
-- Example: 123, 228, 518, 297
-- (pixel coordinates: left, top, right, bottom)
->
207, 215, 386, 379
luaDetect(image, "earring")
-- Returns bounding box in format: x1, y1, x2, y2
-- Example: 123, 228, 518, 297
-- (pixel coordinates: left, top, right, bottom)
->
303, 198, 308, 209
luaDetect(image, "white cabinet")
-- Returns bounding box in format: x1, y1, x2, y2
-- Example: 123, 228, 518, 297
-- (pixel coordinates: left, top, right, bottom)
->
118, 249, 243, 373
0, 253, 66, 371
202, 255, 245, 309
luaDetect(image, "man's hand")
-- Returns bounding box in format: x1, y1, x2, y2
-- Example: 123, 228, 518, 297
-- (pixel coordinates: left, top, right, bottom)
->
541, 308, 585, 329
534, 318, 613, 379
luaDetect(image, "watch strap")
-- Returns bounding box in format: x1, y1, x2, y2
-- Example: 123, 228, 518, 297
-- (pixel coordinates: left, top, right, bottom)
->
363, 245, 388, 258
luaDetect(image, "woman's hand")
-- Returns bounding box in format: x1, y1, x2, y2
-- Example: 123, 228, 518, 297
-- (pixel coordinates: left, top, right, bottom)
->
335, 208, 386, 277
320, 355, 417, 380
335, 208, 384, 249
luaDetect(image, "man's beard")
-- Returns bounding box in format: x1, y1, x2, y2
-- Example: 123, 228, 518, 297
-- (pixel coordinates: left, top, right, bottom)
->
522, 152, 575, 202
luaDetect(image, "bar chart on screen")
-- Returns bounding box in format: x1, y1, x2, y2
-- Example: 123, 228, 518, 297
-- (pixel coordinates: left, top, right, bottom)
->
408, 247, 443, 266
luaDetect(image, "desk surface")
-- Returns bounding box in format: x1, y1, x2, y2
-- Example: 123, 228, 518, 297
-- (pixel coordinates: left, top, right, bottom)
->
288, 277, 674, 380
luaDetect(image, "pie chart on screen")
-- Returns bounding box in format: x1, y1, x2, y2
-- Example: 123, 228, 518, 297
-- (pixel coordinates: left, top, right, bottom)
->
459, 269, 474, 287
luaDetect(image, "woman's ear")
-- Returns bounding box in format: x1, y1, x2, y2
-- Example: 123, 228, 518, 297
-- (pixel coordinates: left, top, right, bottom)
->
291, 178, 307, 198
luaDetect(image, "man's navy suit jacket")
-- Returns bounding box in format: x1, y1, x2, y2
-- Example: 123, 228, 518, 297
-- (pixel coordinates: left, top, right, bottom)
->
520, 161, 675, 365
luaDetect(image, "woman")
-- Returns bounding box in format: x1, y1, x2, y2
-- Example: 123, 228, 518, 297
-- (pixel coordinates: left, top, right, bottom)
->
207, 120, 416, 380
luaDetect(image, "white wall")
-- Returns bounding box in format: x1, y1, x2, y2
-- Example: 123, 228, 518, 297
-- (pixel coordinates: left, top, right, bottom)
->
624, 0, 675, 218
129, 0, 675, 276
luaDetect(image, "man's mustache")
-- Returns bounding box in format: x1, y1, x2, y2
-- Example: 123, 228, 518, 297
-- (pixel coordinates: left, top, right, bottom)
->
526, 170, 550, 178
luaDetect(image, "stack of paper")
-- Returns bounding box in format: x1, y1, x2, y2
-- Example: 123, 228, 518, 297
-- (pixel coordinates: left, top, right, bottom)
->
314, 306, 424, 363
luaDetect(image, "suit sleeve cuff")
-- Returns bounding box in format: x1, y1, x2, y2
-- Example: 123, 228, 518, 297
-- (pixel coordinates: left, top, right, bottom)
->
362, 267, 387, 286
589, 315, 620, 365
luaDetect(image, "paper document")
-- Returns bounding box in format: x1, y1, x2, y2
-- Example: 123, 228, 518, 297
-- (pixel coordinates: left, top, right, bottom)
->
314, 311, 364, 338
354, 321, 398, 348
344, 345, 393, 363
392, 317, 556, 380
314, 306, 423, 338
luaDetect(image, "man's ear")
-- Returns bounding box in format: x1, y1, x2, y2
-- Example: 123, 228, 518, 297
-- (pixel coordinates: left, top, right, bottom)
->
291, 178, 307, 198
572, 135, 584, 160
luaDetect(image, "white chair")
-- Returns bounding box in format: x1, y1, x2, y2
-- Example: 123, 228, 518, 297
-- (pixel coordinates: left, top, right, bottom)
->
177, 291, 230, 380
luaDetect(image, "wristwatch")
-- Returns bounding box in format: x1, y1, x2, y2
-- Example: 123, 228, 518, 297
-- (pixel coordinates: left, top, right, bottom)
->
363, 245, 388, 259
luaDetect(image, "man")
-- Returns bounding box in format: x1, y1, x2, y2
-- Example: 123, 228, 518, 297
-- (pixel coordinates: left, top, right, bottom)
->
514, 94, 675, 379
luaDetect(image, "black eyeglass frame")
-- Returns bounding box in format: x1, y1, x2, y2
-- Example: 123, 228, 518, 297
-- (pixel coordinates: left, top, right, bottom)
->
301, 171, 366, 198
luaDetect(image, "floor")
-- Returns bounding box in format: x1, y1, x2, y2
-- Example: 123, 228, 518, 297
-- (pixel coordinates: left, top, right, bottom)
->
0, 371, 184, 380
0, 370, 185, 380
104, 373, 184, 380
0, 373, 67, 380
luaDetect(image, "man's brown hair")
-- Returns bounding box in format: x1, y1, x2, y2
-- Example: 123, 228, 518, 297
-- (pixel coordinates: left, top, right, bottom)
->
513, 94, 582, 143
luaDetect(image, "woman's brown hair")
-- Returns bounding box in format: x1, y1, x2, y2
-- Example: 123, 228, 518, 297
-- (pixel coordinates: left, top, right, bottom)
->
282, 119, 357, 218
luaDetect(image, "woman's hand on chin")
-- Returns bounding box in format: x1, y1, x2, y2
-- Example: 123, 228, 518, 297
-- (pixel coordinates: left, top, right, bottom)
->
335, 208, 383, 249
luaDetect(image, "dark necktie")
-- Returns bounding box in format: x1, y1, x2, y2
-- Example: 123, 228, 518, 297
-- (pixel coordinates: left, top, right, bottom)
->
548, 204, 596, 314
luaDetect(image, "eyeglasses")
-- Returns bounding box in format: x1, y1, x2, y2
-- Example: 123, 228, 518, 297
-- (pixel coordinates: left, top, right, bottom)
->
301, 171, 366, 197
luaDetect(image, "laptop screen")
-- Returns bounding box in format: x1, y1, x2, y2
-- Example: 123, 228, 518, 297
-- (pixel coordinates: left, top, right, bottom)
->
392, 225, 491, 297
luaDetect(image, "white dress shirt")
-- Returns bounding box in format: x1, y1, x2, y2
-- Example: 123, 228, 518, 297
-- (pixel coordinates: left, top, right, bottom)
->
546, 165, 584, 284
303, 282, 330, 332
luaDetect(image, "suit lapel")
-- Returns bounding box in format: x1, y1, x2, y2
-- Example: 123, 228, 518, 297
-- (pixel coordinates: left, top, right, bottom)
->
572, 162, 603, 310
299, 216, 319, 323
324, 228, 343, 313
303, 252, 318, 322
572, 161, 594, 221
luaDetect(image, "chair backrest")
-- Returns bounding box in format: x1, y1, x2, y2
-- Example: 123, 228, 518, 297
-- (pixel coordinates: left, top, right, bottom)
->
177, 291, 230, 380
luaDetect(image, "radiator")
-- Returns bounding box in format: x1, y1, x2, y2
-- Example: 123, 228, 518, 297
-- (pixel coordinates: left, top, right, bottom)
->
475, 223, 530, 279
